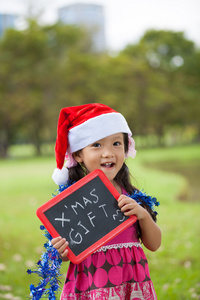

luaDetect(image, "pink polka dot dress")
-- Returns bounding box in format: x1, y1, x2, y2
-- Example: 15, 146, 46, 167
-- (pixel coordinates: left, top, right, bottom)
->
60, 221, 157, 299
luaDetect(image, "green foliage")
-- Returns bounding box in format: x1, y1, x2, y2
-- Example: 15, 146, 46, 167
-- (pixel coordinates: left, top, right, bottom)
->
123, 30, 195, 69
121, 30, 200, 140
0, 21, 94, 157
0, 23, 200, 156
0, 145, 200, 299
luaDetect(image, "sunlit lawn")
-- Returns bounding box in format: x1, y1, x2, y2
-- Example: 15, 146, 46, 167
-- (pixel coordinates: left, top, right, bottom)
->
0, 144, 200, 299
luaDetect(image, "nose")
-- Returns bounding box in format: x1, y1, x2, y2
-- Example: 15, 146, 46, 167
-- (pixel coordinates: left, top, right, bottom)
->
101, 146, 114, 158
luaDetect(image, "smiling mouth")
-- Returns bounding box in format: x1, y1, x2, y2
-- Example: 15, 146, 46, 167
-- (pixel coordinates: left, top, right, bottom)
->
101, 163, 115, 168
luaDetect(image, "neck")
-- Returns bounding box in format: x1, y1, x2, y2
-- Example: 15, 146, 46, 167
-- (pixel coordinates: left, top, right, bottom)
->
111, 180, 122, 194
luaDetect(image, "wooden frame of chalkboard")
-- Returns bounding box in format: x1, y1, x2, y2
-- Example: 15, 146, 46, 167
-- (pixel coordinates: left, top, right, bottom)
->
36, 169, 137, 264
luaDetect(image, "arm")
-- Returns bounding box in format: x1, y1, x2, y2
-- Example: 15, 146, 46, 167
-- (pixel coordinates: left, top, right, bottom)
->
118, 195, 161, 251
51, 236, 69, 261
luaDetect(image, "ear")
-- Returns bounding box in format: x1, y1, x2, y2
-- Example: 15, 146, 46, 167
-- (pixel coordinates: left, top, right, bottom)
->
73, 151, 83, 163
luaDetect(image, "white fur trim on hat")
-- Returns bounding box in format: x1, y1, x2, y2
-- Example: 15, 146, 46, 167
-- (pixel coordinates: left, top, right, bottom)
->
52, 167, 69, 185
67, 112, 132, 153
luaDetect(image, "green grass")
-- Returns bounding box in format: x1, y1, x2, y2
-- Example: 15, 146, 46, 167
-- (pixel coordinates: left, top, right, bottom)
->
0, 144, 200, 299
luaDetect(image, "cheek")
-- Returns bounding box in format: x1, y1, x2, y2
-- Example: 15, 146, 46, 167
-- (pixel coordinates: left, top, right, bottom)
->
117, 152, 125, 166
82, 152, 98, 168
119, 149, 125, 160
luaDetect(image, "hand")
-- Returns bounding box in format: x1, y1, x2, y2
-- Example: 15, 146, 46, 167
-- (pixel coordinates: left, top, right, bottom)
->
51, 236, 69, 261
118, 195, 162, 251
118, 195, 148, 220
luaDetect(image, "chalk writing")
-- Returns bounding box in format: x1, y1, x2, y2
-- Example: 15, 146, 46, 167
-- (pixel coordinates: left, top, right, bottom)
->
69, 228, 82, 245
99, 204, 108, 217
43, 174, 129, 256
53, 187, 126, 246
54, 212, 70, 228
113, 209, 126, 222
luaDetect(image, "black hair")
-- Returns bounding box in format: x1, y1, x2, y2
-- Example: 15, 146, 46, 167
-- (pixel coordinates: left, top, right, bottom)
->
68, 133, 157, 223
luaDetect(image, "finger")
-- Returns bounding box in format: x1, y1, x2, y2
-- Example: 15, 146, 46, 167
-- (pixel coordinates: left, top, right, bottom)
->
120, 203, 135, 212
58, 240, 69, 253
118, 195, 127, 203
118, 198, 129, 208
60, 248, 69, 258
124, 209, 136, 216
118, 197, 136, 207
118, 195, 124, 201
51, 236, 62, 246
53, 238, 67, 250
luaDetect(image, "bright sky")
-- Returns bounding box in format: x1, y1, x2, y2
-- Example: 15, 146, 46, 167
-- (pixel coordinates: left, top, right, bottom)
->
0, 0, 200, 51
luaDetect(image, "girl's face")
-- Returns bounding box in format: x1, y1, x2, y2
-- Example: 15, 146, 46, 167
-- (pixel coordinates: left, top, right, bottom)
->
74, 133, 125, 184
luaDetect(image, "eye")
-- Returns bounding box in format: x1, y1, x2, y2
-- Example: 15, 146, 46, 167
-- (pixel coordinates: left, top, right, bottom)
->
113, 141, 121, 146
92, 142, 101, 148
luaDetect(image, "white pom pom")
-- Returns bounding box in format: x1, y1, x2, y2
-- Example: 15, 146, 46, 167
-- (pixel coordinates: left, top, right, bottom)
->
52, 167, 69, 185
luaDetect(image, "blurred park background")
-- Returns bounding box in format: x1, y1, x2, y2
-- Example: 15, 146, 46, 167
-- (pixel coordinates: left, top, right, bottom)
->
0, 0, 200, 299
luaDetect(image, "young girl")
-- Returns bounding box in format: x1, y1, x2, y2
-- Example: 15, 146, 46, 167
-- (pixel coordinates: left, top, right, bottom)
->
51, 103, 161, 300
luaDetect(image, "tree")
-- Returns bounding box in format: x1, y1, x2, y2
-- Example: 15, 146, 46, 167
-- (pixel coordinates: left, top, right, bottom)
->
0, 20, 93, 156
120, 30, 199, 143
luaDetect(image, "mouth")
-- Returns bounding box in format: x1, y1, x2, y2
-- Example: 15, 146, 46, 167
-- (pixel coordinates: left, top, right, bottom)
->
101, 162, 115, 168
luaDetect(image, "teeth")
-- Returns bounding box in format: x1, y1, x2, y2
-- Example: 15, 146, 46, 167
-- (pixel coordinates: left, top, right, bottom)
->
103, 163, 113, 167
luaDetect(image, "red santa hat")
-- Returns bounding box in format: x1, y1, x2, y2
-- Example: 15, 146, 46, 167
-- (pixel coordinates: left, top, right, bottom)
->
52, 103, 136, 185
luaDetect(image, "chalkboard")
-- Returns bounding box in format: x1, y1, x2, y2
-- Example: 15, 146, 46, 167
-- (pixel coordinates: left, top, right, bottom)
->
36, 169, 137, 264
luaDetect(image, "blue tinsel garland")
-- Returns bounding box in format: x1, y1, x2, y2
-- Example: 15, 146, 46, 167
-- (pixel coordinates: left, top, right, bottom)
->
128, 189, 160, 215
27, 183, 159, 299
27, 183, 73, 300
27, 226, 62, 300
